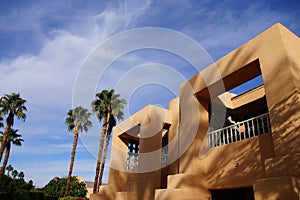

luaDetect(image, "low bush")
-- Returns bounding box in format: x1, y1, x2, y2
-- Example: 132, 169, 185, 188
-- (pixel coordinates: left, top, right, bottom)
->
30, 191, 45, 200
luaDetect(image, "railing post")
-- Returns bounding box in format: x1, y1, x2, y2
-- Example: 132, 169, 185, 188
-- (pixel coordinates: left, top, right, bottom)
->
266, 114, 271, 133
261, 116, 265, 133
256, 117, 260, 135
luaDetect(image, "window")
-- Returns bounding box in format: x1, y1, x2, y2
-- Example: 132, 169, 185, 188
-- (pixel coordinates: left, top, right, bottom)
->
126, 142, 139, 170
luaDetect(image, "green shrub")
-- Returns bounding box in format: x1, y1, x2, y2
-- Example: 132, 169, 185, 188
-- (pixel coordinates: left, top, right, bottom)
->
29, 191, 45, 200
13, 189, 31, 200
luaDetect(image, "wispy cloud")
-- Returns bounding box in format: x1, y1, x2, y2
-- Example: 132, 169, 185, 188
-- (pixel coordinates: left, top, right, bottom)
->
179, 1, 300, 59
12, 141, 89, 155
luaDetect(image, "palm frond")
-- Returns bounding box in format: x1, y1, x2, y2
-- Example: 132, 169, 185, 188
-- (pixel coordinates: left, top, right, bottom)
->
0, 93, 27, 124
0, 129, 24, 147
65, 106, 92, 134
92, 89, 126, 129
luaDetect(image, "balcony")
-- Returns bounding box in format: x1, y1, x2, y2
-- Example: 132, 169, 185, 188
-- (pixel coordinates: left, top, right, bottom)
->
208, 113, 271, 148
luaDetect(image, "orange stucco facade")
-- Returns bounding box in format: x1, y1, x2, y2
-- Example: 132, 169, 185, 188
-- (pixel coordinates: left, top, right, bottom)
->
90, 23, 300, 200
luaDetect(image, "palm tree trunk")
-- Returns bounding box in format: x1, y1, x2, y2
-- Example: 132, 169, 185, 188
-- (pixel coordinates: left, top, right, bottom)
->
0, 144, 10, 182
98, 125, 112, 188
0, 121, 12, 162
65, 126, 79, 197
93, 115, 108, 194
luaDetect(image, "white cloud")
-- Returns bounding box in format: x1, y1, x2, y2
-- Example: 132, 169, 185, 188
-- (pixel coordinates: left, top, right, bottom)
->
0, 31, 93, 109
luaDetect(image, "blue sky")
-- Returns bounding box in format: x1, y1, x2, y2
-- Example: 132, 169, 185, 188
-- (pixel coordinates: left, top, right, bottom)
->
0, 0, 299, 187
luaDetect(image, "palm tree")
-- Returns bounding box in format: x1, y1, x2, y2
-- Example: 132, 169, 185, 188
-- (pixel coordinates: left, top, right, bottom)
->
6, 165, 13, 177
0, 96, 3, 129
12, 169, 18, 179
98, 94, 125, 187
98, 116, 116, 187
0, 114, 3, 129
0, 93, 27, 162
64, 106, 92, 197
0, 129, 23, 182
91, 89, 126, 193
18, 171, 25, 180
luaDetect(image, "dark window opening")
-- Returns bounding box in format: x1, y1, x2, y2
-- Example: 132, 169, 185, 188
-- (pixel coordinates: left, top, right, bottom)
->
210, 187, 254, 200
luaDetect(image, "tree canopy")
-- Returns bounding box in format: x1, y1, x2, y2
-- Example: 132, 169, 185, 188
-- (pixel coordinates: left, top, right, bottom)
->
0, 93, 27, 162
42, 176, 87, 198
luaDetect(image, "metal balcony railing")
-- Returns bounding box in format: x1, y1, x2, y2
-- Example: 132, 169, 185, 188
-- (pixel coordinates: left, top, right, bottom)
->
125, 152, 139, 171
162, 153, 168, 167
208, 113, 271, 148
125, 152, 169, 171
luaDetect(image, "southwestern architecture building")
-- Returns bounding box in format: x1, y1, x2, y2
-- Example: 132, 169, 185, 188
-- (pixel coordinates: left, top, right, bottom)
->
91, 23, 300, 200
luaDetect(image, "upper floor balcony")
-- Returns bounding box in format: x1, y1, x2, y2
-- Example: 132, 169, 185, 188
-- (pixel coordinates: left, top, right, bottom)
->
208, 113, 271, 148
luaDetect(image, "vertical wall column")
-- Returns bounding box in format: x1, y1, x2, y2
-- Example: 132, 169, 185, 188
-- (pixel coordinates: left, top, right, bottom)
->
178, 81, 204, 174
167, 98, 180, 175
259, 25, 300, 157
138, 128, 162, 200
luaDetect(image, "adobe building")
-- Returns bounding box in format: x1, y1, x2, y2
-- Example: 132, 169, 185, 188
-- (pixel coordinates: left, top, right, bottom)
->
90, 23, 300, 200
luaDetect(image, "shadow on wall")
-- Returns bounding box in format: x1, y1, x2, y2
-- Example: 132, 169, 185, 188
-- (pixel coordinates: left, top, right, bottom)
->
203, 136, 264, 189
254, 177, 300, 200
269, 88, 300, 157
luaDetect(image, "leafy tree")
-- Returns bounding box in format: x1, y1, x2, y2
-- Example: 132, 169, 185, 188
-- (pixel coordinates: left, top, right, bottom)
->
0, 172, 34, 197
91, 89, 126, 193
64, 106, 92, 197
0, 93, 27, 162
0, 129, 23, 181
43, 176, 87, 198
